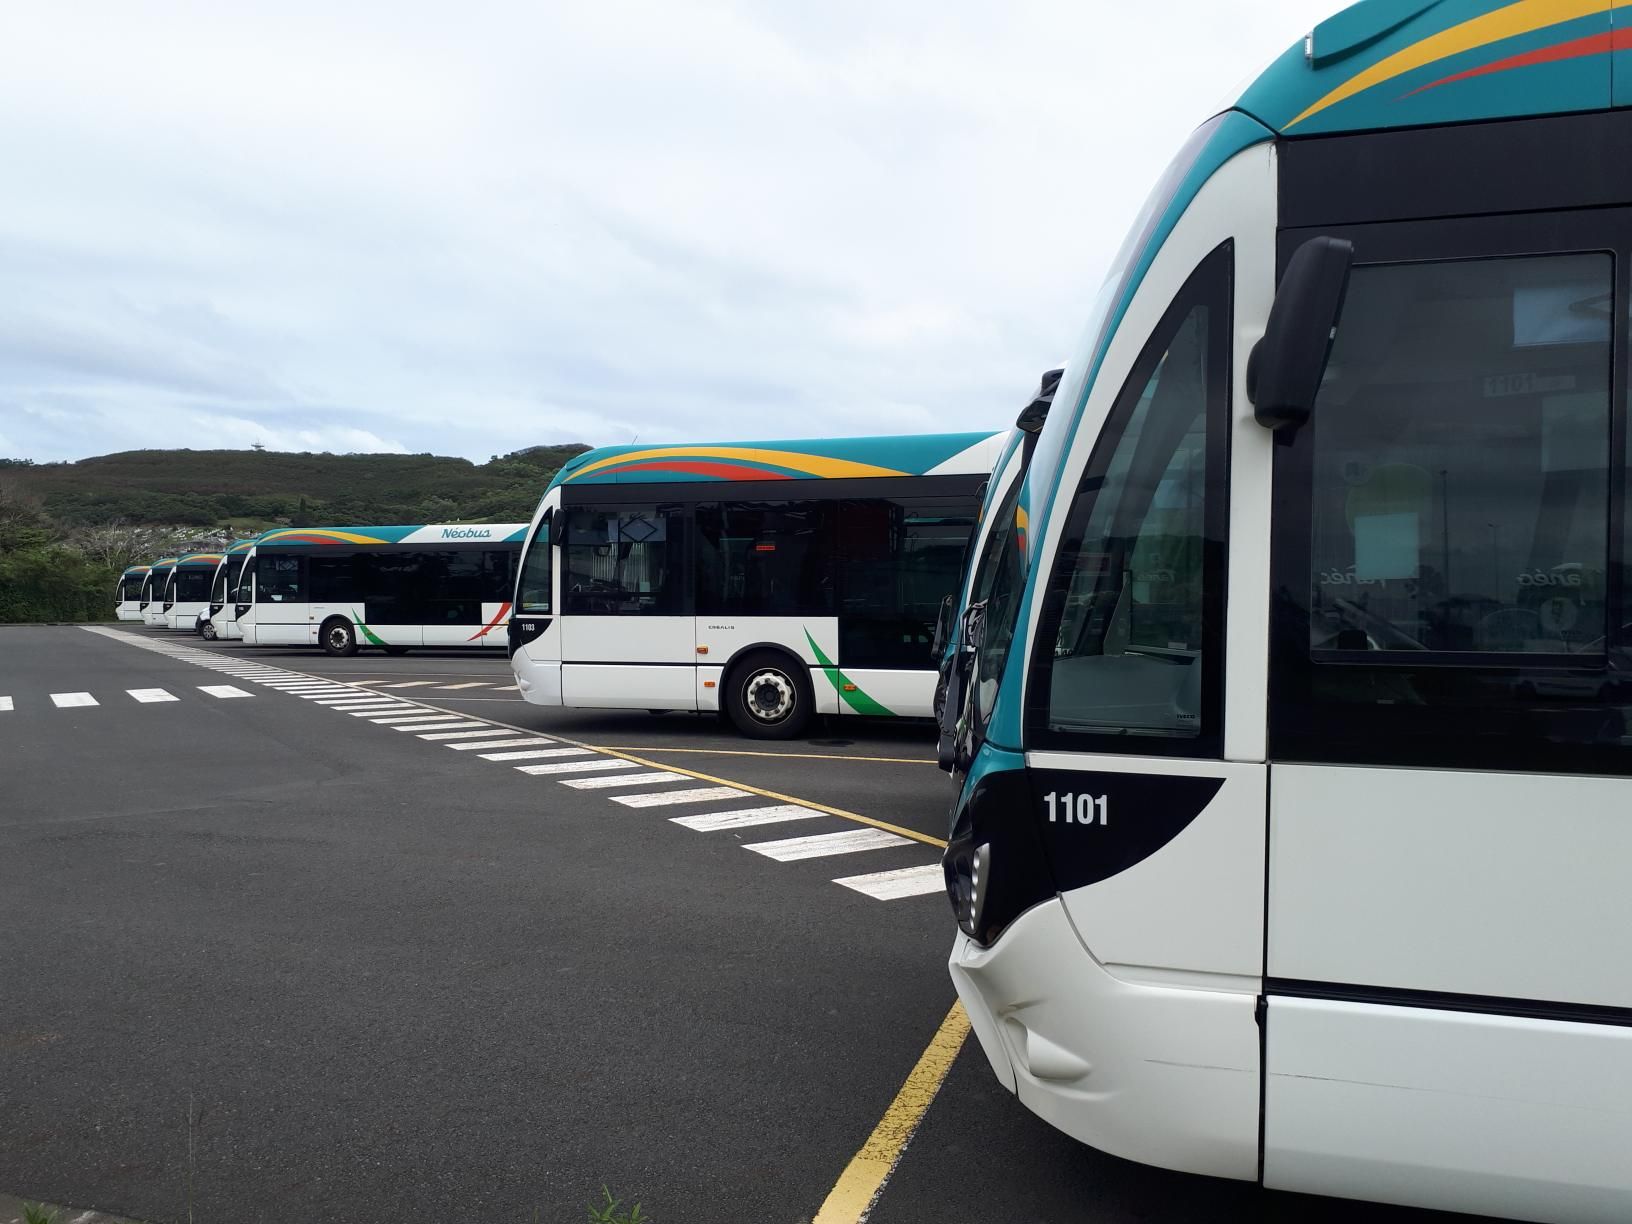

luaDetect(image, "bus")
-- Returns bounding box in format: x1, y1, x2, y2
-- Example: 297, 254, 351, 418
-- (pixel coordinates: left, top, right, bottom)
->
159, 552, 225, 631
933, 366, 1060, 765
199, 537, 259, 641
509, 432, 1004, 738
233, 524, 527, 655
941, 4, 1632, 1220
139, 558, 178, 627
114, 565, 149, 621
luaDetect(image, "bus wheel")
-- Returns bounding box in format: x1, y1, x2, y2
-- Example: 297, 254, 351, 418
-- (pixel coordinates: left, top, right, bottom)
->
727, 650, 811, 740
321, 618, 359, 657
200, 620, 217, 641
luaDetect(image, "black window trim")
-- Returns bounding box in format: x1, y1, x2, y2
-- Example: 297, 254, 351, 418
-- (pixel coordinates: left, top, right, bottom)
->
1268, 207, 1632, 776
1024, 239, 1235, 759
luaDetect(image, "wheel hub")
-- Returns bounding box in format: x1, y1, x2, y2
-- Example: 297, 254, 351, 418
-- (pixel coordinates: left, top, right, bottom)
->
744, 669, 794, 722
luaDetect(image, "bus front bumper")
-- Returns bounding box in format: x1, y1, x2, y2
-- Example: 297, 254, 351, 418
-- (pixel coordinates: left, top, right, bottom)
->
949, 897, 1260, 1181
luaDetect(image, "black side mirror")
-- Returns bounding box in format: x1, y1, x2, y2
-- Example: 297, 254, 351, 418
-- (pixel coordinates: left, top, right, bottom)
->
1248, 236, 1354, 430
1016, 367, 1064, 435
931, 593, 955, 657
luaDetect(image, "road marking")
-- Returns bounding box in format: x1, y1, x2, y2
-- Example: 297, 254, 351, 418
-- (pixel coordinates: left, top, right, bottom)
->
386, 703, 950, 850
515, 759, 642, 776
812, 1002, 970, 1224
744, 828, 910, 861
392, 719, 487, 732
477, 746, 589, 761
377, 680, 440, 689
51, 692, 98, 708
560, 771, 692, 790
609, 785, 749, 808
832, 864, 944, 900
315, 697, 381, 705
330, 699, 412, 708
349, 708, 420, 717
127, 688, 179, 704
445, 737, 538, 750
492, 684, 520, 691
0, 697, 11, 712
420, 729, 526, 742
436, 681, 490, 690
671, 804, 823, 832
199, 685, 253, 699
367, 713, 457, 724
594, 745, 938, 766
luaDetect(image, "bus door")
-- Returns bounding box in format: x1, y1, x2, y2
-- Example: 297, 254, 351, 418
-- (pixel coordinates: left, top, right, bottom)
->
1262, 206, 1632, 1211
1015, 237, 1269, 1179
559, 503, 696, 710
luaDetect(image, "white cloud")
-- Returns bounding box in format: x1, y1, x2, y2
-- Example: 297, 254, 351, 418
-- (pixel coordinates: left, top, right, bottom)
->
0, 0, 1336, 464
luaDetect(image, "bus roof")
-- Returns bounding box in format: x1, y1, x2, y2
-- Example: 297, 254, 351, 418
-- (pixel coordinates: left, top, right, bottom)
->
1235, 0, 1625, 138
174, 553, 226, 568
121, 564, 150, 576
150, 557, 179, 569
254, 524, 529, 548
227, 537, 259, 553
548, 432, 1005, 490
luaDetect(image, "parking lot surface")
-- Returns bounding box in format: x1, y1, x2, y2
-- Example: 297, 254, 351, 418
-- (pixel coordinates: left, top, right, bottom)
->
1, 626, 1477, 1222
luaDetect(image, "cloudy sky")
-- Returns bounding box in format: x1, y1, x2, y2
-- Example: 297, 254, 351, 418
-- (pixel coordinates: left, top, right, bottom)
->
1, 0, 1333, 464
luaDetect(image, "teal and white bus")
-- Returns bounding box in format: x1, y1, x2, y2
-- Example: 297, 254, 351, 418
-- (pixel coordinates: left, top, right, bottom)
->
139, 557, 178, 627
509, 433, 1003, 738
160, 552, 225, 631
199, 537, 258, 641
234, 523, 527, 655
114, 565, 149, 621
942, 3, 1632, 1219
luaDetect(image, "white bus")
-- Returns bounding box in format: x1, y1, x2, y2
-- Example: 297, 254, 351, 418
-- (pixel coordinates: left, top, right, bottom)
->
139, 557, 177, 627
114, 565, 149, 621
199, 537, 258, 640
941, 4, 1632, 1220
233, 523, 526, 655
159, 552, 225, 631
509, 432, 1003, 738
934, 366, 1060, 765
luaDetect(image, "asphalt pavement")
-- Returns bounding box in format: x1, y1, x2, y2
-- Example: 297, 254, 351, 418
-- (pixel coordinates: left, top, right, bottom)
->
0, 626, 1479, 1223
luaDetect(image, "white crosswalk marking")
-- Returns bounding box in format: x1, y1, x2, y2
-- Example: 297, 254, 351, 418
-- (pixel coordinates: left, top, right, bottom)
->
671, 804, 823, 832
744, 828, 911, 861
515, 759, 642, 776
349, 708, 419, 716
419, 729, 523, 742
0, 696, 13, 712
127, 688, 179, 704
436, 682, 489, 690
367, 713, 453, 723
198, 685, 252, 699
832, 864, 944, 900
377, 680, 439, 689
51, 692, 98, 708
560, 771, 692, 789
610, 785, 749, 808
445, 737, 537, 750
492, 685, 520, 692
477, 747, 589, 762
392, 720, 487, 732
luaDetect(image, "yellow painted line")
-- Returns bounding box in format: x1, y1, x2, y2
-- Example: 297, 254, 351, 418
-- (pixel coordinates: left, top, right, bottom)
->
407, 705, 950, 849
591, 745, 937, 766
813, 1001, 971, 1224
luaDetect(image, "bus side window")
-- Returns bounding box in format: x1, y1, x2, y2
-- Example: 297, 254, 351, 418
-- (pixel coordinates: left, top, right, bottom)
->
1027, 243, 1232, 754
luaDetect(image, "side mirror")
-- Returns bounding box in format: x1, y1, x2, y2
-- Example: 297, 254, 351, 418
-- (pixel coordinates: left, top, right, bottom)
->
1248, 236, 1353, 430
1015, 367, 1064, 435
931, 594, 955, 657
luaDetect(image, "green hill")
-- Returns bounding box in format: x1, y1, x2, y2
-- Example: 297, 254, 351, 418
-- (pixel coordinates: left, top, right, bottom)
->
0, 444, 589, 529
0, 444, 589, 622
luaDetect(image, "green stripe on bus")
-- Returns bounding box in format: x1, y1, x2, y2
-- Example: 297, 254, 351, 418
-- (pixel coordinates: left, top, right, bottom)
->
804, 630, 894, 717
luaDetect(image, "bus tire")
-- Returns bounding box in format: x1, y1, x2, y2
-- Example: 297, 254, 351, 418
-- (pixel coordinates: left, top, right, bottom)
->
383, 646, 410, 656
321, 617, 359, 657
200, 620, 217, 641
726, 650, 812, 740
